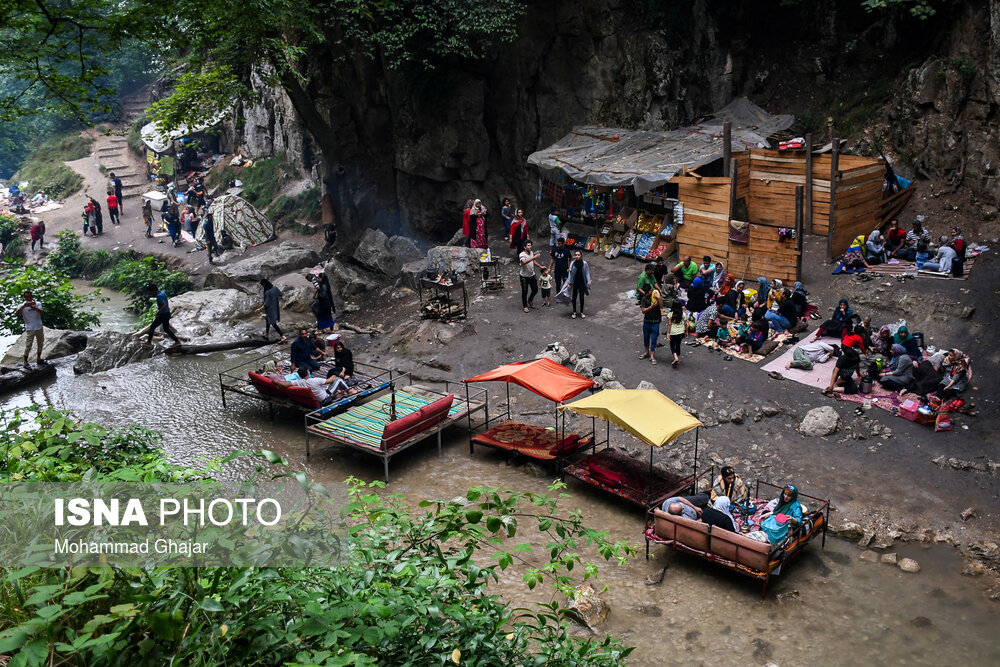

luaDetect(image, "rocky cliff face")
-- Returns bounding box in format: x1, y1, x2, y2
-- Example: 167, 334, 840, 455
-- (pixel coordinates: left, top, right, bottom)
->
224, 0, 1000, 241
880, 0, 999, 211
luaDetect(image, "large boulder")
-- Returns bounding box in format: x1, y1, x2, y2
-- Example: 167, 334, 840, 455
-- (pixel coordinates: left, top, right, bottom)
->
203, 242, 320, 291
387, 235, 423, 260
352, 229, 403, 276
324, 256, 371, 298
167, 289, 258, 340
799, 406, 841, 437
73, 332, 155, 374
426, 246, 484, 278
1, 327, 87, 364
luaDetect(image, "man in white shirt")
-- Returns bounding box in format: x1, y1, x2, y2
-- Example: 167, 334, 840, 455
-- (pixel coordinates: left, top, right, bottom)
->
274, 366, 349, 405
14, 290, 45, 367
518, 241, 544, 313
786, 341, 838, 371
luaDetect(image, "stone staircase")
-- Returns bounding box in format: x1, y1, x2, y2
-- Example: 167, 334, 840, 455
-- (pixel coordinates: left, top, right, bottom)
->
94, 135, 147, 200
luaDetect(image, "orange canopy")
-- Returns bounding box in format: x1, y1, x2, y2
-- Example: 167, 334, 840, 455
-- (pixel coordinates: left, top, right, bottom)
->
464, 358, 596, 403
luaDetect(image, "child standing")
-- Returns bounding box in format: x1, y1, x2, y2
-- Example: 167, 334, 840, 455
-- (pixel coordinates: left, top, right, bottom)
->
539, 267, 553, 306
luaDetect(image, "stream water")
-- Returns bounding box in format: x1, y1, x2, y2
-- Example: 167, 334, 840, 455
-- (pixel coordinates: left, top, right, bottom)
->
0, 295, 997, 665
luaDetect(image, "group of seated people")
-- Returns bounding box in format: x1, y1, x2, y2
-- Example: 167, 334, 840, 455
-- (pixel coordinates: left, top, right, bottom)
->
639, 255, 809, 356
807, 298, 973, 403
661, 466, 804, 546
261, 328, 358, 406
844, 218, 968, 278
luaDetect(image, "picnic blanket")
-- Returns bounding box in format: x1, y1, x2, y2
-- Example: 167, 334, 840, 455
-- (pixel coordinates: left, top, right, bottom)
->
833, 256, 977, 280
699, 331, 793, 364
834, 383, 906, 415
760, 336, 841, 389
311, 391, 464, 448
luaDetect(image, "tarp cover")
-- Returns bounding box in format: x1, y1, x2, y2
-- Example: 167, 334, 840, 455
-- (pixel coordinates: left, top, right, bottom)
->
560, 389, 701, 448
464, 358, 596, 403
197, 194, 276, 249
527, 98, 794, 194
140, 113, 225, 154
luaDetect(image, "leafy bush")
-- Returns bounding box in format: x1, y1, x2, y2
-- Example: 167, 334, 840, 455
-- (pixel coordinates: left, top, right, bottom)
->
0, 212, 24, 257
93, 256, 192, 312
44, 229, 85, 276
0, 258, 100, 334
13, 133, 94, 198
0, 475, 634, 666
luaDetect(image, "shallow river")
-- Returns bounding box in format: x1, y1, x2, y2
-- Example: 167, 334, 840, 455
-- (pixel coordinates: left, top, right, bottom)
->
1, 301, 997, 665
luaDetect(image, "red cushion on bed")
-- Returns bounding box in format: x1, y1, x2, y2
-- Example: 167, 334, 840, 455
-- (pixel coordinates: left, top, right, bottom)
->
248, 372, 283, 398
553, 433, 582, 455
586, 463, 626, 487
380, 410, 425, 450
282, 384, 322, 409
419, 393, 455, 425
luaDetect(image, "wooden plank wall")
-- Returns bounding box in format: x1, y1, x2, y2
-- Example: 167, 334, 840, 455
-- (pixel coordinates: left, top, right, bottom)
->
746, 149, 834, 234
675, 173, 800, 283
829, 163, 883, 256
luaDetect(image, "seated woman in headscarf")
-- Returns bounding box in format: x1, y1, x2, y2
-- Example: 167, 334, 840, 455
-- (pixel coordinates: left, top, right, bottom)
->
878, 344, 914, 391
791, 281, 809, 318
873, 325, 893, 357
710, 466, 749, 505
814, 298, 856, 339
723, 279, 744, 314
756, 276, 771, 305
711, 261, 726, 291
748, 484, 804, 545
717, 272, 736, 297
937, 353, 972, 401
900, 349, 952, 398
893, 325, 922, 360
843, 236, 870, 271
865, 230, 888, 264
686, 276, 711, 314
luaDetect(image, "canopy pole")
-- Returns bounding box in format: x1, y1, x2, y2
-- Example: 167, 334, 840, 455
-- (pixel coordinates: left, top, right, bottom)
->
506, 384, 511, 421
648, 446, 654, 506
693, 427, 699, 480
723, 122, 732, 177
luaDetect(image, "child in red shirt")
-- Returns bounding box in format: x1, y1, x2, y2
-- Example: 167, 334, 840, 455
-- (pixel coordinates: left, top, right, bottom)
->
106, 193, 120, 225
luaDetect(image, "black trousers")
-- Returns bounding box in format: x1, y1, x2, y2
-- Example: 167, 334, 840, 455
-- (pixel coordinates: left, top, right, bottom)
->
147, 311, 180, 344
520, 275, 538, 308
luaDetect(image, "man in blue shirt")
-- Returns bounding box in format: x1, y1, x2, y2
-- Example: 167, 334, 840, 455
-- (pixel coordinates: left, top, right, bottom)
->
142, 283, 181, 347
290, 328, 321, 371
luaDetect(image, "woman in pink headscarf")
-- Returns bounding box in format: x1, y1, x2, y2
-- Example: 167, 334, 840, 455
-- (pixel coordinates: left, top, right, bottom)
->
469, 199, 489, 249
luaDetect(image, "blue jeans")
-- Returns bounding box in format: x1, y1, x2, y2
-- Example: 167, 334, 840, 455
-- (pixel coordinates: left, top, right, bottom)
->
642, 322, 660, 351
293, 358, 321, 373
764, 311, 790, 332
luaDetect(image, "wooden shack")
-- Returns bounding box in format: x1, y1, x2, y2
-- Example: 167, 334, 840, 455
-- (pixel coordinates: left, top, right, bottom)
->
674, 147, 912, 282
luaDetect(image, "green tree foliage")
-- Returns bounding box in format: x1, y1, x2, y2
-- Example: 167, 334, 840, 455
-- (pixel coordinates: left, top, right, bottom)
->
0, 407, 635, 666
0, 258, 100, 334
0, 212, 25, 257
92, 256, 193, 312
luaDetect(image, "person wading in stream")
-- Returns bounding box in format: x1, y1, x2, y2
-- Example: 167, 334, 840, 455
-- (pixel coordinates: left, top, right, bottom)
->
257, 279, 286, 343
142, 283, 181, 348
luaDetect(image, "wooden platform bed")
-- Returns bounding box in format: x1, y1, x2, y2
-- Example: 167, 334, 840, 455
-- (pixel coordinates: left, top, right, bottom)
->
218, 351, 393, 417
563, 448, 709, 508
304, 383, 488, 482
644, 479, 830, 598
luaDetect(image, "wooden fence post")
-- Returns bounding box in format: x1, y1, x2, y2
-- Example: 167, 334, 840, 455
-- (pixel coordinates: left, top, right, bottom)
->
827, 139, 840, 261
795, 185, 804, 282
723, 122, 731, 177
805, 133, 813, 234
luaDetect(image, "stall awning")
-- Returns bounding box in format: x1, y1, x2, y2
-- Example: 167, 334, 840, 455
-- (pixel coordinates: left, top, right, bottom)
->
526, 98, 794, 194
560, 390, 701, 447
140, 112, 226, 154
464, 359, 595, 403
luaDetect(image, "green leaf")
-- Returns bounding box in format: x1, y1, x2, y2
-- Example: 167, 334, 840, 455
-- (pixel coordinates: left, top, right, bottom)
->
198, 597, 224, 612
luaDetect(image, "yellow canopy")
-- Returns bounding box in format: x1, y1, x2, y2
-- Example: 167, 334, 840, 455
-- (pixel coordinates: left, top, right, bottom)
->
560, 389, 701, 448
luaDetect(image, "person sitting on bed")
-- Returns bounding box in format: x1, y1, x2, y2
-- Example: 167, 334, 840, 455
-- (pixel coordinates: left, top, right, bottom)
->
710, 466, 749, 505
290, 328, 322, 372
705, 496, 737, 532
661, 493, 710, 518
330, 340, 354, 379
747, 484, 804, 544
274, 365, 354, 406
